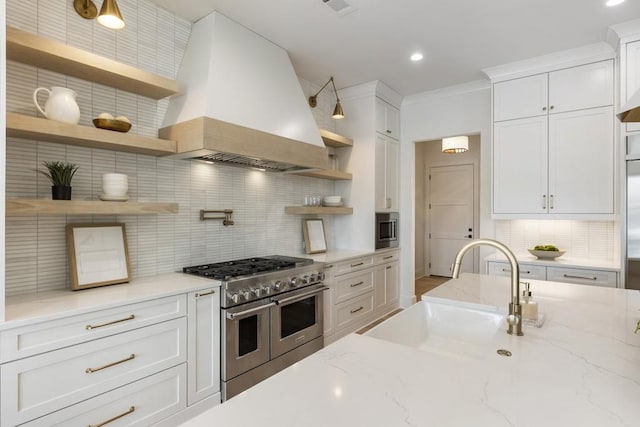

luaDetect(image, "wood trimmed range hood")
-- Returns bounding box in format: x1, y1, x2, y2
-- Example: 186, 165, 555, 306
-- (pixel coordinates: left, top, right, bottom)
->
160, 11, 329, 172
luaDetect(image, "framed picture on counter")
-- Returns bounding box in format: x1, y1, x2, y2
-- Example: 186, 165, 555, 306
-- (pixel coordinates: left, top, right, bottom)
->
303, 218, 327, 254
66, 223, 131, 290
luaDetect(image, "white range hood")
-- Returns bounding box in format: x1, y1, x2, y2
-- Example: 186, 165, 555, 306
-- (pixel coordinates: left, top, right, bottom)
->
160, 12, 329, 171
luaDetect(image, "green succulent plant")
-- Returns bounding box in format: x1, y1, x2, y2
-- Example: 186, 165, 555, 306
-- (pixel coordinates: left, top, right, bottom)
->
38, 161, 79, 186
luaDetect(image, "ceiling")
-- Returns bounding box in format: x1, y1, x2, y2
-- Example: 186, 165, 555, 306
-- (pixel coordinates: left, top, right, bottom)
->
148, 0, 640, 96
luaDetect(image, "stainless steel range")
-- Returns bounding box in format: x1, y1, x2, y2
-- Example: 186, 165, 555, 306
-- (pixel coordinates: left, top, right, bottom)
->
183, 255, 326, 400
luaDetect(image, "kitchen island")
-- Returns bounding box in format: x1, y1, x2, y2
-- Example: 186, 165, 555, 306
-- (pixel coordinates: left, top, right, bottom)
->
179, 273, 640, 427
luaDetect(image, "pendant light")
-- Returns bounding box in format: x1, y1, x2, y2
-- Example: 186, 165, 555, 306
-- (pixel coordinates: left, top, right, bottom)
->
442, 135, 469, 154
73, 0, 125, 29
309, 77, 345, 119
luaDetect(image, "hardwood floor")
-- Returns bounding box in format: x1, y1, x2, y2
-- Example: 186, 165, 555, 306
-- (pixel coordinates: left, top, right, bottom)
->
355, 275, 450, 334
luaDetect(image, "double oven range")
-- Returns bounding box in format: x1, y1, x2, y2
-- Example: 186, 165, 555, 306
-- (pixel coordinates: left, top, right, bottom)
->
183, 256, 326, 400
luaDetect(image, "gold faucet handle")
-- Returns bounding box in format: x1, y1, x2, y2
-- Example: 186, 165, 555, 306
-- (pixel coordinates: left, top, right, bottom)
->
635, 320, 640, 334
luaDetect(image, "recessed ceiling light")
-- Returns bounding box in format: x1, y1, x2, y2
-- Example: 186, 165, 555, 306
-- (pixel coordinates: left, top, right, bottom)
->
606, 0, 624, 6
410, 52, 424, 62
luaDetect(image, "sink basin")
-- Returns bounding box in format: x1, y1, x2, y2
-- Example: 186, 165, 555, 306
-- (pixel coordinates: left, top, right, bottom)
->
365, 300, 506, 359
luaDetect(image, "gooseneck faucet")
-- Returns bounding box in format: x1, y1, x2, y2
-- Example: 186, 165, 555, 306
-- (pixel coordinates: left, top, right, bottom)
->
451, 239, 523, 336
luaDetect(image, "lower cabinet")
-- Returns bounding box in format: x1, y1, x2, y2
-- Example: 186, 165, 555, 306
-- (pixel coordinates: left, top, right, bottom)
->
324, 250, 400, 345
0, 289, 221, 427
487, 260, 618, 288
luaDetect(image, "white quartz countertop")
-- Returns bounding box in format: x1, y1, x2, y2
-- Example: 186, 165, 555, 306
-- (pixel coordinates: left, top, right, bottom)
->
2, 272, 218, 329
485, 253, 620, 271
180, 273, 640, 427
305, 247, 399, 264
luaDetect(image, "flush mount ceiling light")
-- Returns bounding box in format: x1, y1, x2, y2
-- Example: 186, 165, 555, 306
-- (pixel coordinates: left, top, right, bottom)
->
309, 76, 345, 119
442, 135, 469, 154
606, 0, 625, 6
410, 52, 424, 62
74, 0, 125, 29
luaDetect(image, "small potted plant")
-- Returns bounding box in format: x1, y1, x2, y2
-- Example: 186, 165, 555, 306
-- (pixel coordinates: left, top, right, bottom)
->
38, 161, 79, 200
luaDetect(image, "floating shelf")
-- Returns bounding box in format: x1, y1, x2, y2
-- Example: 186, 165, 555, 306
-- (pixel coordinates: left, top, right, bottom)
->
284, 206, 353, 215
292, 169, 352, 180
6, 26, 179, 99
6, 198, 179, 216
320, 129, 353, 148
6, 113, 177, 156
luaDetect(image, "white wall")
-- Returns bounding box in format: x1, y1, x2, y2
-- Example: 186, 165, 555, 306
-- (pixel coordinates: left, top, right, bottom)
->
4, 0, 338, 296
399, 80, 493, 306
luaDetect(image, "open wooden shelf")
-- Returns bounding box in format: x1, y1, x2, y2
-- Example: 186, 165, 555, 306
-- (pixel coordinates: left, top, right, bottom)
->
284, 206, 353, 215
6, 198, 179, 216
6, 26, 179, 99
320, 129, 353, 148
7, 113, 177, 156
292, 169, 352, 180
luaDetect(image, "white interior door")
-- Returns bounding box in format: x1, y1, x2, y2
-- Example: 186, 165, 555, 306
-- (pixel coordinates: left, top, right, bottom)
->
428, 164, 475, 277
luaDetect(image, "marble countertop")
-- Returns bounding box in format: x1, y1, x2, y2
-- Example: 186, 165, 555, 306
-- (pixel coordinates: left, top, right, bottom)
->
294, 247, 400, 264
2, 273, 219, 329
485, 253, 620, 271
180, 273, 640, 427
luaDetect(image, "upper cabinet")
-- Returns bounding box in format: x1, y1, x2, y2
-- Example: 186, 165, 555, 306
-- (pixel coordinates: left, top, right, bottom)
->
375, 134, 399, 211
491, 59, 615, 217
375, 98, 400, 140
624, 40, 640, 134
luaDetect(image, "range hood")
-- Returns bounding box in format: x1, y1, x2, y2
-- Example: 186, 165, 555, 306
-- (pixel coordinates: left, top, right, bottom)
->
618, 89, 640, 122
160, 12, 329, 171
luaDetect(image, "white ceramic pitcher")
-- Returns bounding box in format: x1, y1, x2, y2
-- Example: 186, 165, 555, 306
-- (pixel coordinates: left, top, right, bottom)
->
33, 86, 80, 124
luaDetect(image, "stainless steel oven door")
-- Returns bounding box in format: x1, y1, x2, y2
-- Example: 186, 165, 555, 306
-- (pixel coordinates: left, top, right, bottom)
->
270, 284, 327, 359
222, 298, 274, 381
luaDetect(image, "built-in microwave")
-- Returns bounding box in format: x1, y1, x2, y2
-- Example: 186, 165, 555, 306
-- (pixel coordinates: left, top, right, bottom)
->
375, 212, 399, 249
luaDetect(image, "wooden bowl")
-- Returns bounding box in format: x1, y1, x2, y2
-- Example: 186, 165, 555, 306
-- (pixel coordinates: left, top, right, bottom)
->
93, 118, 132, 133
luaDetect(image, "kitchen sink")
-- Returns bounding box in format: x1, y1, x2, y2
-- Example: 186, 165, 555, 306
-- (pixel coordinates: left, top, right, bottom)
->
365, 300, 506, 360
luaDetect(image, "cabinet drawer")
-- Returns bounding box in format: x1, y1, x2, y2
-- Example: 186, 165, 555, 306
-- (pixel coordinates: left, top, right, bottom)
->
375, 250, 399, 264
335, 292, 374, 331
487, 261, 546, 280
335, 270, 374, 304
1, 294, 186, 362
22, 365, 187, 427
1, 317, 187, 426
335, 256, 374, 275
547, 267, 618, 288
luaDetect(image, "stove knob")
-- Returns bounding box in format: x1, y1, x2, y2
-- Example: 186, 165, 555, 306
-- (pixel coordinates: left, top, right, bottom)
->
273, 280, 284, 291
289, 277, 299, 288
308, 273, 317, 283
318, 271, 325, 281
300, 275, 310, 285
261, 285, 272, 295
240, 289, 251, 300
229, 293, 240, 304
252, 287, 261, 297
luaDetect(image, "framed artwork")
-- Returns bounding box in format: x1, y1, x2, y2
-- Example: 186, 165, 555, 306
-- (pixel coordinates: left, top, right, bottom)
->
303, 218, 327, 254
66, 223, 131, 290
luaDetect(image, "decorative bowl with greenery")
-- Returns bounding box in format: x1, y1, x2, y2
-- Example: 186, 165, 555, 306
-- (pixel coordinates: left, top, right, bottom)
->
38, 161, 79, 200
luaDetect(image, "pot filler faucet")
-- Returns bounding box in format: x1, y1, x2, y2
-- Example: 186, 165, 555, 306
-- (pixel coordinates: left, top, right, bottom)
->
451, 239, 523, 336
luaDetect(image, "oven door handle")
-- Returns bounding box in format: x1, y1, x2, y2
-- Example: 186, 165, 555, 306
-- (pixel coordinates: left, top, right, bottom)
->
226, 302, 276, 320
273, 286, 328, 305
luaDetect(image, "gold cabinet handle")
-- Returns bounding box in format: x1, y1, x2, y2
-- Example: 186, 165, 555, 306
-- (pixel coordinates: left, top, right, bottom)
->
563, 274, 597, 281
350, 281, 364, 288
88, 406, 135, 427
350, 262, 364, 267
86, 314, 135, 330
195, 290, 216, 298
85, 354, 135, 373
386, 266, 392, 270
325, 264, 334, 269
383, 255, 393, 260
635, 320, 640, 334
350, 306, 364, 314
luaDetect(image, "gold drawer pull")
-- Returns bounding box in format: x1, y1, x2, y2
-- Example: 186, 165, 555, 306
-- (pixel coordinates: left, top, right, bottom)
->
325, 264, 334, 269
502, 268, 531, 274
350, 306, 364, 314
195, 290, 216, 298
350, 262, 364, 267
386, 266, 392, 270
635, 320, 640, 334
85, 354, 135, 373
563, 274, 597, 281
86, 315, 135, 330
88, 406, 135, 427
350, 281, 364, 288
383, 255, 393, 259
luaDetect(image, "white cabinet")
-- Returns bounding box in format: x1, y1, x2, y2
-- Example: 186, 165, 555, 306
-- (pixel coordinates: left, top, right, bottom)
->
375, 134, 399, 211
492, 60, 615, 216
187, 288, 221, 405
375, 97, 400, 140
487, 260, 618, 287
624, 40, 640, 133
323, 250, 400, 345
